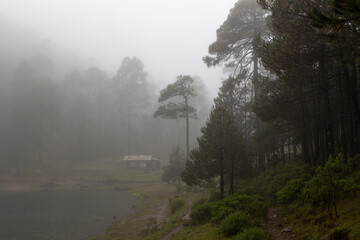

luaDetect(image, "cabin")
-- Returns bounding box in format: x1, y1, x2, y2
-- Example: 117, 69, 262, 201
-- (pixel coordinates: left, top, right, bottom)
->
123, 155, 161, 170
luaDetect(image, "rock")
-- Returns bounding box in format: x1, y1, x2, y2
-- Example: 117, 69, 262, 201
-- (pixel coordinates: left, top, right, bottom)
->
281, 226, 293, 234
182, 213, 191, 221
272, 214, 277, 218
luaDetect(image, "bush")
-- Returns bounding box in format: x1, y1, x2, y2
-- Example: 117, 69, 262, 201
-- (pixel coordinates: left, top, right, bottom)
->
169, 198, 185, 214
190, 202, 214, 224
346, 154, 360, 172
276, 179, 305, 204
265, 163, 312, 202
302, 154, 359, 218
219, 211, 252, 237
234, 227, 271, 240
236, 186, 263, 196
211, 194, 267, 224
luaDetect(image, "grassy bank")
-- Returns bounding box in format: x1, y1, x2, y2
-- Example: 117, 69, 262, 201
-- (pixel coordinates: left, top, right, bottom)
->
3, 158, 359, 240
92, 184, 212, 240
0, 159, 162, 191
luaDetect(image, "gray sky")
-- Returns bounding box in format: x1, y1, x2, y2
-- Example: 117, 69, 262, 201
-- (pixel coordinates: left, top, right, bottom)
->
0, 0, 237, 97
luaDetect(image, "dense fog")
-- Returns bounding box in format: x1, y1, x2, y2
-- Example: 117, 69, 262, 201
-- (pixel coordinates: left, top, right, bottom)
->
0, 1, 236, 169
0, 25, 208, 169
1, 1, 360, 240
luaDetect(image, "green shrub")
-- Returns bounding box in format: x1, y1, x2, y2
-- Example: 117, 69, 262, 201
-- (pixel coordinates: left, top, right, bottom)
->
265, 162, 312, 201
276, 179, 305, 204
246, 195, 268, 218
211, 205, 234, 224
236, 181, 263, 196
190, 202, 214, 224
211, 194, 267, 224
234, 227, 271, 240
347, 154, 360, 172
169, 198, 185, 214
219, 211, 252, 237
302, 154, 359, 218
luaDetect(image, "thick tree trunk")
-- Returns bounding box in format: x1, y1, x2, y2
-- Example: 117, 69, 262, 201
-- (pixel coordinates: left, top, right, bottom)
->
320, 55, 335, 157
343, 63, 360, 122
300, 89, 311, 165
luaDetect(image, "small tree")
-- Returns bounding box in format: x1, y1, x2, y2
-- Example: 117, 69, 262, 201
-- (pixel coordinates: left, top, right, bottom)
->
303, 153, 359, 218
161, 146, 186, 186
181, 105, 244, 197
154, 75, 197, 160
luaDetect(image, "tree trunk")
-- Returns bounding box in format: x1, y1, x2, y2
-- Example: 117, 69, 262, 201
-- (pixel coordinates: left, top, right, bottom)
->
229, 152, 236, 195
320, 55, 335, 157
220, 155, 225, 198
185, 97, 190, 161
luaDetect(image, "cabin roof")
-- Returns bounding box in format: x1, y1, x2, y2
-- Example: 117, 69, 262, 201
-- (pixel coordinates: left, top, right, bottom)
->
123, 155, 160, 161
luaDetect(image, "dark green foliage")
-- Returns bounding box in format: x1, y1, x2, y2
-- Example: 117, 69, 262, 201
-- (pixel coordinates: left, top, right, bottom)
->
203, 0, 266, 68
211, 194, 267, 224
181, 105, 245, 196
219, 211, 252, 237
169, 198, 185, 214
255, 0, 360, 167
265, 162, 312, 202
153, 102, 197, 120
234, 227, 271, 240
308, 0, 360, 32
268, 155, 359, 219
302, 154, 359, 217
189, 202, 214, 224
276, 179, 305, 204
347, 154, 360, 172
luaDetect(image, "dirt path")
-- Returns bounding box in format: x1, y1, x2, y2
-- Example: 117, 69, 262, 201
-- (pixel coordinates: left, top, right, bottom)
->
160, 198, 193, 240
160, 225, 183, 240
264, 208, 298, 240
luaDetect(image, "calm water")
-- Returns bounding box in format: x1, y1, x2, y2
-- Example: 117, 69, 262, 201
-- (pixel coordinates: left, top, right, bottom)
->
0, 190, 137, 240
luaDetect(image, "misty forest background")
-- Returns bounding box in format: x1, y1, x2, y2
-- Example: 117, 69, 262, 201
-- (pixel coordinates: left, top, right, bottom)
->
0, 20, 212, 171
0, 0, 360, 185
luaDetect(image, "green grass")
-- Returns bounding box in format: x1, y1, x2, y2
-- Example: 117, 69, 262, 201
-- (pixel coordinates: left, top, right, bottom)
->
46, 159, 162, 183
279, 189, 360, 240
0, 159, 163, 191
92, 182, 177, 240
171, 223, 227, 240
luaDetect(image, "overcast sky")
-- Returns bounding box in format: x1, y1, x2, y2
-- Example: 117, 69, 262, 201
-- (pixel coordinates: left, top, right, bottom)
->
0, 0, 237, 97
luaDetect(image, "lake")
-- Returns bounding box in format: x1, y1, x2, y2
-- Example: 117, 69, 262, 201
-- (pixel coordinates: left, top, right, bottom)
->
0, 190, 137, 240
